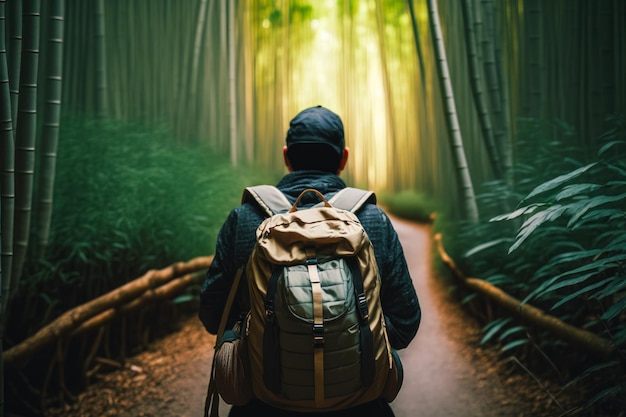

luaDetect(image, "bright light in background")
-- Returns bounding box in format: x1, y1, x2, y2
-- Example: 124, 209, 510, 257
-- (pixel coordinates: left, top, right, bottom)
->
291, 7, 340, 108
289, 1, 389, 190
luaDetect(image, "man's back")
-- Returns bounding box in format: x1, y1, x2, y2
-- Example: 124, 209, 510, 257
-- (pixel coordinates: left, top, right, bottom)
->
199, 106, 420, 416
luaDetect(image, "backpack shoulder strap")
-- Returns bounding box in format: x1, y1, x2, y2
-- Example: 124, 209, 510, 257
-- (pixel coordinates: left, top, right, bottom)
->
242, 185, 292, 217
328, 187, 377, 213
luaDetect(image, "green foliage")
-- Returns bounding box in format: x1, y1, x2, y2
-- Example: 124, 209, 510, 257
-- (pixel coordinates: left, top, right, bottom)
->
378, 189, 439, 223
456, 116, 626, 413
379, 189, 460, 278
11, 115, 278, 333
6, 116, 281, 410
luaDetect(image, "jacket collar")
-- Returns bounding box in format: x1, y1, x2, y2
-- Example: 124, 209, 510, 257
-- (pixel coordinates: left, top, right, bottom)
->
276, 171, 346, 203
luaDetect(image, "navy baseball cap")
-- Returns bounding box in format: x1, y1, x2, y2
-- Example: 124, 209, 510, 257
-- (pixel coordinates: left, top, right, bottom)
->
286, 106, 345, 157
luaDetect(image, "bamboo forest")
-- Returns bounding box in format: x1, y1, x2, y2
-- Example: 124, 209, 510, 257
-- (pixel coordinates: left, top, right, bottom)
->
1, 0, 625, 416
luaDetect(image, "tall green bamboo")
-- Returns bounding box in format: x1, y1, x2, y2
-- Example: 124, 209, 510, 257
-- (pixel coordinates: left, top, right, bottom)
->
94, 0, 107, 118
374, 0, 396, 188
1, 4, 13, 408
190, 0, 207, 102
199, 0, 219, 146
6, 0, 21, 136
427, 0, 478, 223
481, 0, 512, 184
49, 1, 626, 222
33, 0, 64, 258
228, 0, 237, 166
407, 0, 426, 90
0, 0, 15, 315
460, 0, 502, 179
521, 0, 543, 117
220, 0, 229, 151
241, 1, 254, 163
12, 0, 40, 297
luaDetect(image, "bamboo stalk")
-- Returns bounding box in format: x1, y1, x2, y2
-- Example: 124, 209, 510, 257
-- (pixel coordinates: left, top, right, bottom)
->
427, 0, 479, 223
12, 0, 42, 295
434, 233, 617, 361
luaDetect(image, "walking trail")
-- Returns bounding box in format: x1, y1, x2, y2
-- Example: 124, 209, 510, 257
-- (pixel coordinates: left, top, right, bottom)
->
49, 215, 560, 417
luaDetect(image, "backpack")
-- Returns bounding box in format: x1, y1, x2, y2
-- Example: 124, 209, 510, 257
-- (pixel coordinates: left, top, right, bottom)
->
239, 185, 402, 412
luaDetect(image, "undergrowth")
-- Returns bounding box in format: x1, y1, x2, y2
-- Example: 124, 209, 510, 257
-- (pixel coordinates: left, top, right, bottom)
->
5, 116, 279, 414
11, 115, 279, 327
456, 115, 626, 415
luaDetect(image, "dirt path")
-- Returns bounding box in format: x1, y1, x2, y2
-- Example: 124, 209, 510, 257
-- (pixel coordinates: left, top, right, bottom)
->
48, 215, 561, 417
390, 216, 541, 417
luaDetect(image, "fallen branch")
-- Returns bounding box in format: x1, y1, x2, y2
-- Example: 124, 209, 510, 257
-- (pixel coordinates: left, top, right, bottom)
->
433, 233, 616, 361
71, 270, 206, 336
4, 255, 213, 367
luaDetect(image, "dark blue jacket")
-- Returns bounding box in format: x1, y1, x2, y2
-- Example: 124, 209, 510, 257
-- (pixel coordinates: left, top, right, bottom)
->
198, 171, 421, 415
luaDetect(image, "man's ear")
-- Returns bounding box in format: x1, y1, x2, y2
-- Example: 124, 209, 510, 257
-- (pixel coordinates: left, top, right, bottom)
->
337, 147, 349, 173
283, 146, 294, 172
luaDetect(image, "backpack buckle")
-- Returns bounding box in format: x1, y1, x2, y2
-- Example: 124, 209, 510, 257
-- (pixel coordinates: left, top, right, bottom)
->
313, 323, 324, 347
357, 293, 369, 320
264, 299, 275, 320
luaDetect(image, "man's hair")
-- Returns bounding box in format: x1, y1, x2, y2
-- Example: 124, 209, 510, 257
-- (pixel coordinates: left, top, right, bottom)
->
286, 143, 341, 173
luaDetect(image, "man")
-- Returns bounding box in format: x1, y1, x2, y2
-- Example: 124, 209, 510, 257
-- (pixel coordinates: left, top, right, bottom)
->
199, 105, 421, 416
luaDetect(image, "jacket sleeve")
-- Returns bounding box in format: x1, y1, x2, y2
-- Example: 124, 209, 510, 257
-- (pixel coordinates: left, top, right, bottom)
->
198, 209, 240, 334
360, 206, 421, 349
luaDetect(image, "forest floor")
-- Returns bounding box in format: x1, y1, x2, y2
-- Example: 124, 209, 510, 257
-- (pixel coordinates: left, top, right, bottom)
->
42, 215, 590, 417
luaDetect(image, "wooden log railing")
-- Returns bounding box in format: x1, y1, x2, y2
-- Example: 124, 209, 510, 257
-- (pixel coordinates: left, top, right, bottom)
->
434, 233, 618, 361
6, 233, 619, 367
4, 255, 214, 367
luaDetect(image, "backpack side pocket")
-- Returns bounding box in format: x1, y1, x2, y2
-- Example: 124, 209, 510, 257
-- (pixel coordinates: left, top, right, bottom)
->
214, 317, 254, 405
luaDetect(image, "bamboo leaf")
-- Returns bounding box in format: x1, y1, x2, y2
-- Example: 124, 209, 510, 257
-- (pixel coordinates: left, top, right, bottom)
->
508, 205, 568, 253
607, 180, 626, 187
572, 208, 624, 229
523, 253, 626, 303
481, 318, 513, 345
498, 326, 526, 340
606, 162, 626, 177
565, 361, 621, 388
600, 295, 626, 321
536, 249, 603, 277
584, 382, 626, 408
463, 238, 511, 258
594, 230, 626, 248
591, 276, 626, 300
521, 162, 597, 203
598, 140, 626, 157
550, 280, 609, 310
461, 293, 478, 304
568, 192, 626, 227
501, 339, 529, 352
490, 203, 543, 222
544, 272, 608, 295
485, 274, 515, 287
539, 245, 589, 268
173, 294, 195, 304
554, 183, 602, 201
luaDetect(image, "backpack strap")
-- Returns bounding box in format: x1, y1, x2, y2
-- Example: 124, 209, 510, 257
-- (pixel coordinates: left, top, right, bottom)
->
242, 185, 292, 217
243, 185, 376, 217
205, 266, 245, 417
328, 187, 377, 212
